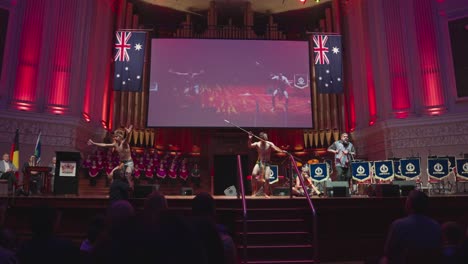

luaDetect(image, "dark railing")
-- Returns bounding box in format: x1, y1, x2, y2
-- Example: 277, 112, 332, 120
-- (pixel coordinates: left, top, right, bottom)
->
287, 152, 319, 262
236, 155, 248, 264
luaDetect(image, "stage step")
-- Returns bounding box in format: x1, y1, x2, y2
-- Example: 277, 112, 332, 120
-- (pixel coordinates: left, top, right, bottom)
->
78, 175, 109, 196
243, 208, 309, 220
236, 219, 308, 232
236, 231, 311, 245
235, 205, 316, 263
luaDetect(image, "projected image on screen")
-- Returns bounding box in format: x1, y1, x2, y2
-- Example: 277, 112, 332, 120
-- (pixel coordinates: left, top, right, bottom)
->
148, 39, 312, 128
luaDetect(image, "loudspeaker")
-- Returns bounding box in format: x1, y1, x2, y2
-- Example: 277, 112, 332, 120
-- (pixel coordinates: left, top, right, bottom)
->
181, 187, 193, 196
224, 185, 237, 196
134, 184, 159, 198
393, 181, 416, 196
273, 187, 290, 196
325, 181, 349, 197
374, 184, 400, 197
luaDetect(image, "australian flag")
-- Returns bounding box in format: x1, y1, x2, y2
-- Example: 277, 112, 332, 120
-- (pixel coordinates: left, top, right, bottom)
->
312, 34, 343, 93
114, 31, 147, 92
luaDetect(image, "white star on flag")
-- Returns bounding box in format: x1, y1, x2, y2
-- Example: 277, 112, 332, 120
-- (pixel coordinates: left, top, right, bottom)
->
135, 43, 143, 51
137, 76, 141, 79
125, 67, 129, 71
332, 47, 340, 54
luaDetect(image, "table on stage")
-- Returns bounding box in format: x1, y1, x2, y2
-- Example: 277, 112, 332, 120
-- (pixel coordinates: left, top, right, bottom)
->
25, 166, 52, 194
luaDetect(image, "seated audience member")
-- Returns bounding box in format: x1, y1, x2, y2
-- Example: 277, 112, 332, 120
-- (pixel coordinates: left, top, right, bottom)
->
192, 192, 237, 264
17, 205, 80, 264
80, 215, 105, 254
382, 190, 442, 264
0, 153, 17, 193
92, 200, 137, 263
441, 221, 464, 264
0, 227, 18, 264
109, 167, 130, 204
142, 191, 168, 227
459, 227, 468, 264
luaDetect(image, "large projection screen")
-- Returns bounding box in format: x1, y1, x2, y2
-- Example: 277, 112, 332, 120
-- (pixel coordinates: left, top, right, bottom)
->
147, 39, 313, 128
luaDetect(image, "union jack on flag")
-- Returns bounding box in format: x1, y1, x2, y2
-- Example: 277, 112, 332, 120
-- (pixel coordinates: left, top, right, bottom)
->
312, 34, 343, 94
114, 31, 147, 92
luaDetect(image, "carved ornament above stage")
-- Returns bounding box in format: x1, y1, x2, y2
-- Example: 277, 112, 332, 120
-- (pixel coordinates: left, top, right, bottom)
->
140, 0, 329, 15
0, 111, 97, 149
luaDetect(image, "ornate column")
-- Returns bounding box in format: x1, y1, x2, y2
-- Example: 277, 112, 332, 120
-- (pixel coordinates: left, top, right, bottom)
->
412, 0, 446, 115
382, 0, 411, 118
11, 0, 46, 112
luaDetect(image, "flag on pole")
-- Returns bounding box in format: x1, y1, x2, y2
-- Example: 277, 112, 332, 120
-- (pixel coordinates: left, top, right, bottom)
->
34, 131, 42, 164
10, 129, 19, 169
114, 31, 147, 92
312, 34, 344, 93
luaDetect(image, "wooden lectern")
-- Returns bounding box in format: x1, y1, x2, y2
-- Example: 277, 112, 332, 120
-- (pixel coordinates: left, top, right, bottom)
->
25, 166, 51, 194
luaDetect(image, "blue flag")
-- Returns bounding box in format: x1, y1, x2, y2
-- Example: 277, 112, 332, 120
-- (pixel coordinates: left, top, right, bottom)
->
114, 31, 147, 92
34, 131, 41, 163
312, 34, 343, 93
351, 161, 371, 182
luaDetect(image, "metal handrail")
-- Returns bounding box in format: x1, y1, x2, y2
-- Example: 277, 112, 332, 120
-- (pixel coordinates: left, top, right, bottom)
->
287, 152, 318, 262
237, 155, 248, 264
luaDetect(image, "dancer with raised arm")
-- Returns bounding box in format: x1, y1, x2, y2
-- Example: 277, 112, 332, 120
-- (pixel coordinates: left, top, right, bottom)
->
248, 132, 285, 197
87, 125, 134, 189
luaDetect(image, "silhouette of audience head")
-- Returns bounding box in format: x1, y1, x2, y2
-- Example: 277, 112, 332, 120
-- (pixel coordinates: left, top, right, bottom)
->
192, 192, 215, 218
107, 200, 135, 230
143, 191, 167, 225
405, 190, 429, 215
144, 191, 167, 213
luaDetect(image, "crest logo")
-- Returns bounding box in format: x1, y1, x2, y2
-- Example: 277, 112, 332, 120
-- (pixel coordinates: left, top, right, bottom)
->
315, 167, 323, 176
294, 74, 309, 89
462, 162, 468, 172
61, 163, 74, 174
434, 163, 443, 172
379, 164, 389, 173
406, 163, 415, 172
357, 165, 365, 174
268, 170, 275, 177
